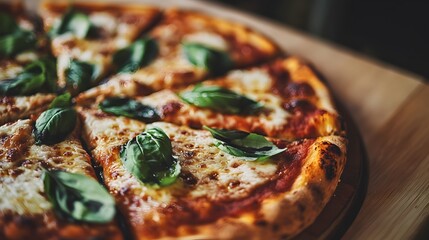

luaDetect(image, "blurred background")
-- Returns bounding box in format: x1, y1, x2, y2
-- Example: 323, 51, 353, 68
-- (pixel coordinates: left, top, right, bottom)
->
212, 0, 429, 80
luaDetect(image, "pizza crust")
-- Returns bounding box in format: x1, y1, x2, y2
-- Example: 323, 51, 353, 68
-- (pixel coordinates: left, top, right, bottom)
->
167, 136, 347, 240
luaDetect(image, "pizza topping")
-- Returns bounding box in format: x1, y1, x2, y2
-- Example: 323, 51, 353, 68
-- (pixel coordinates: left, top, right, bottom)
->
65, 59, 100, 94
112, 38, 158, 73
204, 126, 285, 161
49, 93, 72, 109
179, 84, 263, 114
0, 13, 37, 57
183, 32, 229, 51
182, 42, 232, 74
50, 9, 91, 39
34, 107, 77, 145
42, 169, 115, 223
99, 97, 160, 123
120, 127, 181, 186
0, 59, 57, 96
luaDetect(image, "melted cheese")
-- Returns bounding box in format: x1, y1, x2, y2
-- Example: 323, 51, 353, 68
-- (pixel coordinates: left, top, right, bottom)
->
139, 89, 290, 137
78, 108, 146, 150
0, 61, 23, 79
78, 112, 280, 226
152, 122, 279, 200
89, 12, 118, 36
183, 32, 229, 51
227, 69, 273, 92
0, 120, 95, 215
0, 94, 55, 125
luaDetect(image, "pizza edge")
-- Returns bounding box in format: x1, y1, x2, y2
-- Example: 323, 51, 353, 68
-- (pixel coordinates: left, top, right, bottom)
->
151, 135, 346, 240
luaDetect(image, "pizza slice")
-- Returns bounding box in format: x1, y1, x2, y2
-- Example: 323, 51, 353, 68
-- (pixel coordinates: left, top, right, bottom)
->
76, 8, 278, 102
0, 3, 58, 125
39, 1, 160, 94
77, 106, 346, 239
0, 118, 121, 239
84, 57, 343, 140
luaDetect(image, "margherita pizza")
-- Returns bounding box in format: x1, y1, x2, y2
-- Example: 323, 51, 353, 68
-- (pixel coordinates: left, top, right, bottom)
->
0, 1, 347, 240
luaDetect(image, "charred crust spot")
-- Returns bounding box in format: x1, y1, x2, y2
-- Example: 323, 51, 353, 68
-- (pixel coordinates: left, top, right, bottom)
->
180, 171, 198, 186
161, 101, 183, 116
308, 183, 324, 203
326, 142, 342, 156
320, 141, 340, 180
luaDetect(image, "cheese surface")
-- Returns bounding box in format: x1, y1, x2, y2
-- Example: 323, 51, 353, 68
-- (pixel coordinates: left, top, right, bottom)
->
0, 120, 94, 215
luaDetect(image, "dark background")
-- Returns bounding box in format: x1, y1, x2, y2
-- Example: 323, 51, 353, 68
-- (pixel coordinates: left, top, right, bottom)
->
213, 0, 429, 80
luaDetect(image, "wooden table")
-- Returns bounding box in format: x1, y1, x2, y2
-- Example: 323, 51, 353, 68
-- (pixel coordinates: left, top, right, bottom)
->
30, 0, 429, 238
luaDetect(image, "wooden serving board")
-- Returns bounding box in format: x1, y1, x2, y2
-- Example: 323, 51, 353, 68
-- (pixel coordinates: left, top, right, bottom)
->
295, 106, 368, 239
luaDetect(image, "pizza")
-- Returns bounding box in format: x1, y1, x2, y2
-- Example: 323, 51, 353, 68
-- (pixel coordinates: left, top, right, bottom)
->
0, 1, 347, 240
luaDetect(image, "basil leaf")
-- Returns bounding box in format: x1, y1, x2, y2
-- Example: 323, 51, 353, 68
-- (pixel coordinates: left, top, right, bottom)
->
0, 59, 57, 96
42, 169, 115, 223
34, 107, 77, 145
112, 38, 158, 73
120, 127, 180, 186
65, 60, 100, 94
49, 93, 72, 109
180, 84, 263, 114
0, 30, 37, 57
0, 12, 37, 57
204, 126, 286, 161
0, 12, 18, 35
182, 42, 232, 74
99, 97, 160, 123
50, 9, 91, 39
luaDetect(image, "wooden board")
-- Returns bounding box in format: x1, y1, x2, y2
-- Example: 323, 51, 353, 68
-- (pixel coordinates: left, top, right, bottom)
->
295, 104, 368, 239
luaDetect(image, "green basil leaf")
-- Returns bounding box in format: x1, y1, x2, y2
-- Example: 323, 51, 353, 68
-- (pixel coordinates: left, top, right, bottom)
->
49, 93, 72, 109
182, 42, 232, 74
0, 59, 57, 96
50, 9, 91, 39
34, 107, 77, 145
65, 60, 100, 94
120, 127, 180, 186
42, 169, 115, 223
112, 38, 158, 73
0, 29, 37, 57
0, 12, 18, 35
99, 97, 160, 123
180, 84, 263, 114
204, 126, 285, 161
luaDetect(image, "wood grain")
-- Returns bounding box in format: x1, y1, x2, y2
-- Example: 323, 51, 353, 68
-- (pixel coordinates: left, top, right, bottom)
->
343, 85, 429, 239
